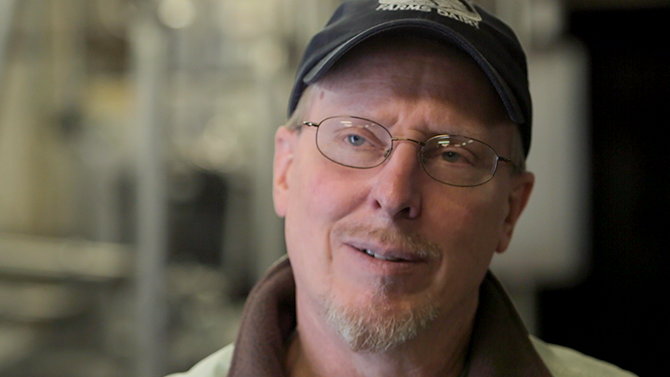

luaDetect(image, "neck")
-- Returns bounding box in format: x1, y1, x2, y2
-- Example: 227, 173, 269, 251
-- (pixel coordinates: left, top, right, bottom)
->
285, 298, 477, 377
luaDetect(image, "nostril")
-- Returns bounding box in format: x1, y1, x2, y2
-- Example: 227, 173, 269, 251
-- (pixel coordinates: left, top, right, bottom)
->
371, 182, 421, 220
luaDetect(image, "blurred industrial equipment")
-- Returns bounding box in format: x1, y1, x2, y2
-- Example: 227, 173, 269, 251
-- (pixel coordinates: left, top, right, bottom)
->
0, 0, 341, 375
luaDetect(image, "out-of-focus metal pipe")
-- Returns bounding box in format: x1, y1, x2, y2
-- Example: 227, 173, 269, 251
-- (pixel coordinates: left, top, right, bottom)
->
0, 0, 19, 96
130, 9, 170, 377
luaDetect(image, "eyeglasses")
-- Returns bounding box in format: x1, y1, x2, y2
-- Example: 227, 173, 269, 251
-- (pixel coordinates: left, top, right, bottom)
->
302, 116, 515, 187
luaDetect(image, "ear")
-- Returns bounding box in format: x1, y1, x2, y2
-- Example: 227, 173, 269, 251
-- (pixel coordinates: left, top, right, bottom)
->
273, 126, 298, 218
496, 171, 534, 253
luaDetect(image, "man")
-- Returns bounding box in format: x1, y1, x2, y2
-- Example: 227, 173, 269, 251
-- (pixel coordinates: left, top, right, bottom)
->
169, 1, 637, 376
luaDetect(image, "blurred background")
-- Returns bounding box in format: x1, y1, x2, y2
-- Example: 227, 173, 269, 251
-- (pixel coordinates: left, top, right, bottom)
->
0, 0, 666, 376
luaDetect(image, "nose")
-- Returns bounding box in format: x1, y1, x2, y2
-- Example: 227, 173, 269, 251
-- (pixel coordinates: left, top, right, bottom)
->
369, 139, 423, 220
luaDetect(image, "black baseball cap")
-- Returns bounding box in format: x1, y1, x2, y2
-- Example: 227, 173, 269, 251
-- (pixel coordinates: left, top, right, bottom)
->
288, 0, 532, 157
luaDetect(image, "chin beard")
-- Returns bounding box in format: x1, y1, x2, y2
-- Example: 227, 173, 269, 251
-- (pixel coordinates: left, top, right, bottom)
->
321, 225, 443, 352
322, 289, 439, 353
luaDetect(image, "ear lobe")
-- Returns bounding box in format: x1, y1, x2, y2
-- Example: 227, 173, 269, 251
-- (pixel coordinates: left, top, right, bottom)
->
273, 126, 297, 218
496, 171, 534, 253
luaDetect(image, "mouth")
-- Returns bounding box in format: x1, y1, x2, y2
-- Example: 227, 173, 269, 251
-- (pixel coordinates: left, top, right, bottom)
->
335, 226, 439, 266
359, 248, 407, 262
349, 243, 430, 264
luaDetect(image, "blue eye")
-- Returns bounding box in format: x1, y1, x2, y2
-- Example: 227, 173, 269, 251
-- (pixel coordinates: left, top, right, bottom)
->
346, 134, 366, 146
441, 151, 461, 163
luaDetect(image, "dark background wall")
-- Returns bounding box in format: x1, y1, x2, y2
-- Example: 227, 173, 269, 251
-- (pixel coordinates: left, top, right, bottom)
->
538, 5, 670, 376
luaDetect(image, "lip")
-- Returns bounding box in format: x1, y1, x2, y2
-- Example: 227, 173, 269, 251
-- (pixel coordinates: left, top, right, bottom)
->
339, 243, 429, 278
345, 240, 429, 264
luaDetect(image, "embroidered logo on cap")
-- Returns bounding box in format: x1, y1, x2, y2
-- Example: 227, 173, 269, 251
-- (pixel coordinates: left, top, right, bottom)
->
376, 0, 482, 28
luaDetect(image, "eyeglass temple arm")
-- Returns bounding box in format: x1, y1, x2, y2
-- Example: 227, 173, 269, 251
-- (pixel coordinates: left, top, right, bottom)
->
498, 156, 518, 170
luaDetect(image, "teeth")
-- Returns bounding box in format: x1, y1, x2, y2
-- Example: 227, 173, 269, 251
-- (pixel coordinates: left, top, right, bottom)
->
363, 249, 402, 262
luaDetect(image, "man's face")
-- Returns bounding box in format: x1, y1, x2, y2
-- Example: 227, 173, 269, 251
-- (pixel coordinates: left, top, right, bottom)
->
273, 38, 534, 351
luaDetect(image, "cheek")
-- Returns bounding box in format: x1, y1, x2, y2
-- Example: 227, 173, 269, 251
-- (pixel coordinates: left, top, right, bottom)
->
283, 170, 331, 293
432, 188, 506, 248
290, 153, 367, 222
426, 207, 498, 312
283, 155, 365, 268
467, 195, 507, 252
284, 160, 379, 308
428, 188, 508, 283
